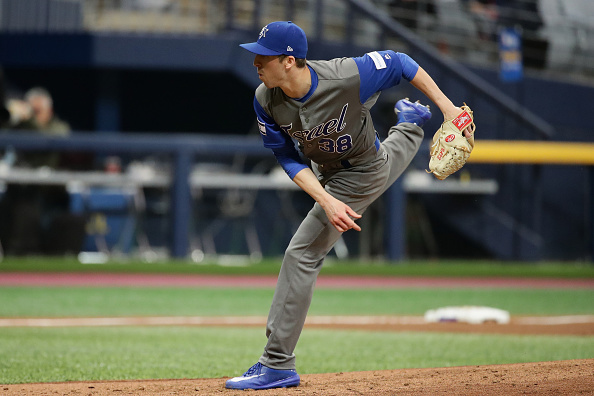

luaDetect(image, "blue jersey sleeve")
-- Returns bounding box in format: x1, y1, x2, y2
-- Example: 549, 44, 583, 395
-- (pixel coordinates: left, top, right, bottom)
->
254, 97, 292, 149
353, 50, 419, 103
254, 96, 307, 179
272, 146, 308, 179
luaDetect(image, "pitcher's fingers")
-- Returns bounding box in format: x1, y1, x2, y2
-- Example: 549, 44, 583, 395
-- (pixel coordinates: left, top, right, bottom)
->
331, 219, 347, 233
346, 207, 362, 219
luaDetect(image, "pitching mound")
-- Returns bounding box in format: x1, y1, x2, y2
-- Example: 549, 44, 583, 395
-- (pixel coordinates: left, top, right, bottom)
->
4, 359, 592, 395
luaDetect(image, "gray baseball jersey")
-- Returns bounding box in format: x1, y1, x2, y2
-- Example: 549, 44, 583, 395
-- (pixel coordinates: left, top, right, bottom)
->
255, 57, 379, 166
253, 51, 425, 371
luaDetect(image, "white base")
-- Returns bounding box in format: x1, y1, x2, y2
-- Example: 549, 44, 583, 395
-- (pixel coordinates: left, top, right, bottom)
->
424, 306, 510, 324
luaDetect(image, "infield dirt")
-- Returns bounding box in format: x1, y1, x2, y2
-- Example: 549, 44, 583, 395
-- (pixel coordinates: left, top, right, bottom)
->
3, 359, 593, 395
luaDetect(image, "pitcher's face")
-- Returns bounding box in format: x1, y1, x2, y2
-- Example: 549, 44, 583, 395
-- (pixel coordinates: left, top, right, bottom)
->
253, 55, 286, 88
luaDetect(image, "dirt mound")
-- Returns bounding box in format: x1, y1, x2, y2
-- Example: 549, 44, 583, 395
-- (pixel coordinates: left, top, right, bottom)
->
3, 359, 592, 395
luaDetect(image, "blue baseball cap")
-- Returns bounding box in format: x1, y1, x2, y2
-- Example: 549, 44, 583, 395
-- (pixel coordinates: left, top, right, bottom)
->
240, 21, 308, 59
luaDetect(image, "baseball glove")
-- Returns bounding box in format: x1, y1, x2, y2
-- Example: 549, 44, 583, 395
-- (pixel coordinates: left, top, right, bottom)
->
427, 104, 475, 180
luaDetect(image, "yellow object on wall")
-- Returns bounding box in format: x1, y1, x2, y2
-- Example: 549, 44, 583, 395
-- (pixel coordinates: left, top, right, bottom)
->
468, 140, 594, 165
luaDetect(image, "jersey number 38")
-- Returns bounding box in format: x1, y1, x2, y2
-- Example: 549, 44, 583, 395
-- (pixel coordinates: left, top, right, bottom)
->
318, 134, 353, 153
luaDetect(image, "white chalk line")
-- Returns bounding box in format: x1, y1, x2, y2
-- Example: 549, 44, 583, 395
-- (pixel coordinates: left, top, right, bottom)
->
0, 315, 593, 328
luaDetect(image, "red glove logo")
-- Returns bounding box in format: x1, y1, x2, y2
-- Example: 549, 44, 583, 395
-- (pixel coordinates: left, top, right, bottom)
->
453, 111, 472, 131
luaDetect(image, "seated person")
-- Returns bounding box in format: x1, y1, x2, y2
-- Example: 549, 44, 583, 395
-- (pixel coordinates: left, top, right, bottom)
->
0, 87, 75, 255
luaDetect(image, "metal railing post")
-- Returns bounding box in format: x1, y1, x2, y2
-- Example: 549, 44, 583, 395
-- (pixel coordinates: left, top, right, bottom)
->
171, 149, 193, 258
285, 0, 295, 21
314, 0, 324, 40
225, 0, 234, 30
345, 1, 355, 46
385, 178, 405, 261
253, 0, 262, 31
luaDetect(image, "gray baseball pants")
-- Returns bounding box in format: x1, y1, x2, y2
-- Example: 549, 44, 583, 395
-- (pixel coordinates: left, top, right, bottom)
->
258, 123, 424, 370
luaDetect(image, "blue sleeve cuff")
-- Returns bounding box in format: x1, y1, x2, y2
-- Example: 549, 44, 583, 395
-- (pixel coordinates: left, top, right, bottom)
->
272, 146, 308, 180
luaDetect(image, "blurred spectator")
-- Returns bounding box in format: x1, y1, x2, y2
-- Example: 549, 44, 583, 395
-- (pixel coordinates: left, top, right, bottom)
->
497, 0, 543, 32
460, 0, 547, 68
463, 0, 499, 41
497, 0, 547, 69
24, 87, 70, 132
0, 87, 83, 256
11, 87, 71, 168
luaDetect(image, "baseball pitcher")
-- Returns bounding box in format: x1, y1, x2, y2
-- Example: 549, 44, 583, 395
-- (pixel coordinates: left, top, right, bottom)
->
226, 21, 473, 390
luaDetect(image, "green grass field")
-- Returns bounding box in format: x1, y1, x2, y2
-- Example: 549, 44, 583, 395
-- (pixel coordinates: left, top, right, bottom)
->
2, 256, 594, 278
1, 258, 593, 384
1, 287, 593, 317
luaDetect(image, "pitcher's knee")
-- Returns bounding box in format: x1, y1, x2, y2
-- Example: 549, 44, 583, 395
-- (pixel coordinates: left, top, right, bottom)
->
283, 244, 326, 270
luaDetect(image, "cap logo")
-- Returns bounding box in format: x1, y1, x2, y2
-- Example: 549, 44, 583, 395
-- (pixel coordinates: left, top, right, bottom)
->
287, 46, 293, 52
259, 25, 269, 39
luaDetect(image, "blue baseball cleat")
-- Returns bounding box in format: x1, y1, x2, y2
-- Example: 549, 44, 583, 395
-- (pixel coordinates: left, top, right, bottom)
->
395, 98, 432, 127
225, 362, 300, 390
